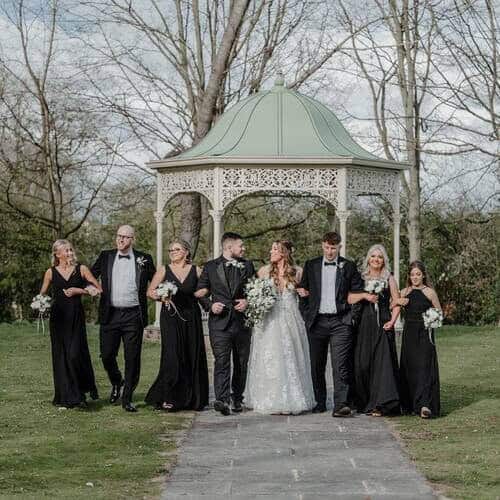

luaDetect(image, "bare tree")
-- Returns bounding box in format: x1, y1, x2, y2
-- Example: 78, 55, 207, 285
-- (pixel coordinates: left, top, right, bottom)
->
335, 0, 498, 261
0, 0, 115, 239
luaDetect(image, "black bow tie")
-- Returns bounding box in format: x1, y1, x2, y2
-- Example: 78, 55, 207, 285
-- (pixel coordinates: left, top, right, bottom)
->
324, 261, 336, 267
118, 254, 130, 260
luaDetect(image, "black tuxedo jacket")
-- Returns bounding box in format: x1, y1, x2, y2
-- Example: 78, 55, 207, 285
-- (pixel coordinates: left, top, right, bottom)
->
197, 256, 256, 331
91, 249, 156, 326
299, 255, 363, 331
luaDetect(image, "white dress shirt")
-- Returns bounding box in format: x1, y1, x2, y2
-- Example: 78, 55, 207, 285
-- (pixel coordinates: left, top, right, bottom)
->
111, 250, 139, 307
319, 257, 338, 314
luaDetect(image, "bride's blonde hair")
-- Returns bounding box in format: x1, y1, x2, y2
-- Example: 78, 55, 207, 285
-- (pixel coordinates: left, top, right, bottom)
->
269, 240, 297, 288
51, 239, 76, 267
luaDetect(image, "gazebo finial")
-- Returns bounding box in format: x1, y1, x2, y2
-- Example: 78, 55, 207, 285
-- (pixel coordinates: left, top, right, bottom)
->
274, 71, 285, 87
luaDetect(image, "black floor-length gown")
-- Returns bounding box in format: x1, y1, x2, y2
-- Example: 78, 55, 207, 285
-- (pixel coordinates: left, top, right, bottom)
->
145, 266, 209, 410
354, 286, 400, 414
49, 265, 98, 406
400, 289, 440, 416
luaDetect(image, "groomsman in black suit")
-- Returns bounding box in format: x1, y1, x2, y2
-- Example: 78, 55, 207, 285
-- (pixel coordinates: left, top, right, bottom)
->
92, 225, 155, 412
298, 232, 363, 417
195, 232, 255, 416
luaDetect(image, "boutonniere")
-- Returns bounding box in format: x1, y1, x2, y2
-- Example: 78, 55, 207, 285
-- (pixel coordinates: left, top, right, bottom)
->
338, 261, 345, 270
226, 260, 245, 270
136, 256, 146, 267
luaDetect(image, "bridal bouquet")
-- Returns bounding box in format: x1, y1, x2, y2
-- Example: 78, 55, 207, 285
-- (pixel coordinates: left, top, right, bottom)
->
156, 281, 178, 300
31, 294, 52, 334
244, 278, 277, 327
422, 307, 443, 345
364, 278, 387, 326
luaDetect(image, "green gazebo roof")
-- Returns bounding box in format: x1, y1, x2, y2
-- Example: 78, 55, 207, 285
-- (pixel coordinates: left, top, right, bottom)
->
180, 79, 378, 160
149, 76, 407, 170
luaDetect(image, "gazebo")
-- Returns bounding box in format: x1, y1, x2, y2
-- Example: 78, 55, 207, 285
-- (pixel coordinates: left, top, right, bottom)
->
148, 75, 408, 284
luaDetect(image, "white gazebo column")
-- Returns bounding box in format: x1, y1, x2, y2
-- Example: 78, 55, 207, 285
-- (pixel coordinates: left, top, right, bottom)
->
154, 209, 164, 326
336, 167, 350, 257
392, 176, 401, 286
209, 209, 224, 258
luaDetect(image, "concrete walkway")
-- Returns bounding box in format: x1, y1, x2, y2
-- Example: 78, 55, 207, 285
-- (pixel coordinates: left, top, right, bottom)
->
161, 409, 436, 499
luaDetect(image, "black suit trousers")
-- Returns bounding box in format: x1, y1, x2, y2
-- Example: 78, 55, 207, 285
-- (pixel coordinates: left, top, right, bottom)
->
209, 321, 251, 404
308, 314, 353, 410
100, 306, 143, 405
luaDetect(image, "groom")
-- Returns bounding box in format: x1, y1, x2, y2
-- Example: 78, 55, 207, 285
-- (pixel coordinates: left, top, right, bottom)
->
298, 231, 363, 417
195, 232, 255, 416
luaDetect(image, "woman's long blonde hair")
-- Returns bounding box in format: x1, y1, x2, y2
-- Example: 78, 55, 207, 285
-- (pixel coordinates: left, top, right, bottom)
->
269, 240, 297, 288
51, 239, 76, 267
361, 244, 391, 281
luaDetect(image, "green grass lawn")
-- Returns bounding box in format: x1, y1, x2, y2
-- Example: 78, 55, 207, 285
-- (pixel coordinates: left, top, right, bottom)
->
392, 325, 500, 500
0, 322, 192, 499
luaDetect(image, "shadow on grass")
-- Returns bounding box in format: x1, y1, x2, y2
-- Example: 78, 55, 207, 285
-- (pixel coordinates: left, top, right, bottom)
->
440, 383, 499, 416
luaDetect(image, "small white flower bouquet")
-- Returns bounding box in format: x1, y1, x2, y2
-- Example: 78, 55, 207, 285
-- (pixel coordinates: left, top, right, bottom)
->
244, 277, 277, 327
423, 307, 443, 345
31, 294, 52, 314
364, 278, 387, 295
364, 278, 387, 326
156, 281, 178, 301
422, 307, 443, 329
31, 294, 51, 333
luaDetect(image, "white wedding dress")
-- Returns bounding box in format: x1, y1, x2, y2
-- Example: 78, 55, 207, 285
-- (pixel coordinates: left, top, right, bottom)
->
245, 277, 315, 414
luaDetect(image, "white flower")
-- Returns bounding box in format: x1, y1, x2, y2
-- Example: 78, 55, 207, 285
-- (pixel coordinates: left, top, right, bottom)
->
136, 256, 147, 267
156, 281, 178, 300
225, 260, 245, 270
364, 278, 387, 295
423, 307, 443, 329
338, 261, 345, 269
244, 278, 277, 327
31, 294, 51, 314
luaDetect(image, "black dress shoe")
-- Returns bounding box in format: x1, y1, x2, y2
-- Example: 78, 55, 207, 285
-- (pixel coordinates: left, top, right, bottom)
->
214, 400, 230, 416
312, 404, 327, 414
231, 401, 243, 413
123, 402, 138, 413
109, 381, 124, 404
90, 389, 99, 401
332, 406, 352, 417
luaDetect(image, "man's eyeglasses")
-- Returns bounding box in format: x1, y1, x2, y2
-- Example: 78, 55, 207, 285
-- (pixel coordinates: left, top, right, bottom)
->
116, 234, 133, 240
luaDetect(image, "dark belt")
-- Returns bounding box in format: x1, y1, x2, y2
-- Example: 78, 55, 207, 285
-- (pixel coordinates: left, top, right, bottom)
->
111, 305, 140, 312
318, 312, 339, 318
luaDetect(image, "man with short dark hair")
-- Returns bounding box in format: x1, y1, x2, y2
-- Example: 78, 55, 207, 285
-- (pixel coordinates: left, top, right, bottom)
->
195, 232, 255, 416
298, 232, 363, 417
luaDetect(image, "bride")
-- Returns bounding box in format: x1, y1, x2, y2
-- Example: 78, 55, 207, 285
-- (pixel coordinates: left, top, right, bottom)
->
245, 240, 315, 414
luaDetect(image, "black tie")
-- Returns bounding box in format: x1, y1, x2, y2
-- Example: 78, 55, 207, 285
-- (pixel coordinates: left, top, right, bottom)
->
118, 254, 130, 260
324, 261, 336, 266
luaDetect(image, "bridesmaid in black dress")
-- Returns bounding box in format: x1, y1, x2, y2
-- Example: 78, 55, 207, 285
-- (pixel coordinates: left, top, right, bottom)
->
349, 244, 401, 416
145, 239, 209, 411
39, 240, 102, 408
395, 261, 442, 418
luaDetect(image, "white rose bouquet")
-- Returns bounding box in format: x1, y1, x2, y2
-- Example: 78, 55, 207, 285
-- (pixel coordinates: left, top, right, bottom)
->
156, 281, 187, 321
156, 281, 178, 301
422, 307, 443, 345
364, 278, 387, 326
31, 294, 52, 333
244, 278, 278, 327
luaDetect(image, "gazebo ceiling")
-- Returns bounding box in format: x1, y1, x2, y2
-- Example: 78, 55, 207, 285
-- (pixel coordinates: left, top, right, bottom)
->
149, 75, 408, 171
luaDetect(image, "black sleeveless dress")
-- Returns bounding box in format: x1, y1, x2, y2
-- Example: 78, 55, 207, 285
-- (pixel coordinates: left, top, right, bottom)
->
49, 265, 98, 407
145, 266, 209, 410
354, 285, 400, 414
400, 289, 440, 416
